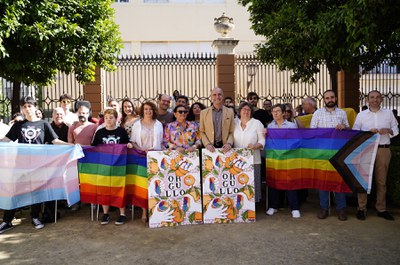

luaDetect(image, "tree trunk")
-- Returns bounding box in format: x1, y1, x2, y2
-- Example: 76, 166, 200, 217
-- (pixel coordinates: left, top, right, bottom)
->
326, 62, 340, 95
12, 81, 21, 115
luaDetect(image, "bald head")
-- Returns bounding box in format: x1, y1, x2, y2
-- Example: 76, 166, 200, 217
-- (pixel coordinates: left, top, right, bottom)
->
211, 87, 224, 108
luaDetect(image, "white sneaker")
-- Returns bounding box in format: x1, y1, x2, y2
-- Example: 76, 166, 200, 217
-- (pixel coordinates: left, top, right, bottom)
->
266, 208, 277, 216
32, 218, 44, 229
291, 210, 301, 218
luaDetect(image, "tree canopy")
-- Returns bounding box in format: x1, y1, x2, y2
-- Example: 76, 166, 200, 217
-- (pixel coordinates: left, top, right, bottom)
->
0, 0, 122, 86
240, 0, 400, 86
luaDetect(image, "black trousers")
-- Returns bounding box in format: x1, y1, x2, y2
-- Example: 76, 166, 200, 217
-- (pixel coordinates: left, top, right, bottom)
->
2, 203, 41, 222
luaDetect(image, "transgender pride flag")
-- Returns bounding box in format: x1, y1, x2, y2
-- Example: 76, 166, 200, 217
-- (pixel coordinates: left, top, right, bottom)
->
0, 143, 84, 210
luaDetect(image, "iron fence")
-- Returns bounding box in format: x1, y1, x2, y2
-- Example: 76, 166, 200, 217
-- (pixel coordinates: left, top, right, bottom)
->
103, 53, 216, 108
1, 54, 399, 123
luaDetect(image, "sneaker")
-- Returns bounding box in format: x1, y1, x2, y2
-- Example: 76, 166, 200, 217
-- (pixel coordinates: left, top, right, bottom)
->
377, 211, 395, 221
32, 218, 44, 229
356, 210, 366, 220
100, 214, 110, 225
291, 210, 301, 218
0, 222, 13, 234
317, 208, 329, 219
266, 208, 277, 216
115, 215, 127, 225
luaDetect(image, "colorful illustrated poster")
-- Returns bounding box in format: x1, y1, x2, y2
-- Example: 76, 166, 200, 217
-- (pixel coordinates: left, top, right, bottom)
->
147, 150, 202, 228
202, 148, 255, 224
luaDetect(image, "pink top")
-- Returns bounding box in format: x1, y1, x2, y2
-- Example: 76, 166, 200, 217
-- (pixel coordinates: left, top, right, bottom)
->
68, 121, 98, 145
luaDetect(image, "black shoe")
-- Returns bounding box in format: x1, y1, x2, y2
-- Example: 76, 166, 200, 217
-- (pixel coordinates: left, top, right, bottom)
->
115, 215, 127, 225
100, 214, 110, 225
317, 208, 329, 219
377, 211, 394, 221
0, 222, 13, 234
356, 210, 366, 220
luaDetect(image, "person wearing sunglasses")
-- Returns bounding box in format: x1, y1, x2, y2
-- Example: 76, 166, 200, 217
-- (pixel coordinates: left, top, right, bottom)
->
59, 94, 78, 126
163, 105, 201, 153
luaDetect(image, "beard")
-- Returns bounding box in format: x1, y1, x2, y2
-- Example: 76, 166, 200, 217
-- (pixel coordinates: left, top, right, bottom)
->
325, 101, 336, 108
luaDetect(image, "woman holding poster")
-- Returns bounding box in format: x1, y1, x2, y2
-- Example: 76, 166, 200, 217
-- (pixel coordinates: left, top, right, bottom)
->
128, 101, 164, 223
163, 105, 202, 152
233, 102, 265, 203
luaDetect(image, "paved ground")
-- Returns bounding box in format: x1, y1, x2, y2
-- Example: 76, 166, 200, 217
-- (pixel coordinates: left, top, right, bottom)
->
1, 192, 400, 265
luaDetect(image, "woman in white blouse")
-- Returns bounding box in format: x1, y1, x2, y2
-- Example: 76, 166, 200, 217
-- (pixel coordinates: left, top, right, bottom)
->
127, 101, 163, 222
233, 102, 265, 203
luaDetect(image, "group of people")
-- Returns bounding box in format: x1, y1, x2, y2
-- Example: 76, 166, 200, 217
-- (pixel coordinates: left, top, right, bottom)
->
0, 87, 398, 234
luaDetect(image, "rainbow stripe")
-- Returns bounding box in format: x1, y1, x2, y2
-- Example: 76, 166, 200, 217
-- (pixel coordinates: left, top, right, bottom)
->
0, 143, 83, 210
79, 145, 148, 209
266, 128, 360, 193
79, 145, 127, 208
126, 149, 148, 209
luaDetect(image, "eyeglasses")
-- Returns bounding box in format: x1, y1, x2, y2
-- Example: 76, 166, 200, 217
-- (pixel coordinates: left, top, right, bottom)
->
285, 110, 292, 113
177, 110, 188, 114
61, 100, 71, 104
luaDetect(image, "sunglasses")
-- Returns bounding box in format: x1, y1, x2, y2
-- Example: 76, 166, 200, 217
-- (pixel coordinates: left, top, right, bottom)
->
177, 110, 188, 114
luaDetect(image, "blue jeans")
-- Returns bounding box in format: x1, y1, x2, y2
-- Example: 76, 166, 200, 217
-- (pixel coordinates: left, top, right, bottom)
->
319, 191, 346, 210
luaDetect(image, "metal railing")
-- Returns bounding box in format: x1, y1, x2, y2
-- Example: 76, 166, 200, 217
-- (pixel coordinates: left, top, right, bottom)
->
1, 54, 399, 123
103, 53, 216, 107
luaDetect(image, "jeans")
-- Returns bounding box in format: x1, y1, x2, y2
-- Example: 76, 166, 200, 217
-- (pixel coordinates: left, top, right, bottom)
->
319, 191, 346, 210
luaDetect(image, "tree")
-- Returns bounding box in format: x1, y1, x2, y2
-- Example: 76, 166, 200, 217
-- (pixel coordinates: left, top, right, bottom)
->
0, 0, 122, 114
239, 0, 400, 92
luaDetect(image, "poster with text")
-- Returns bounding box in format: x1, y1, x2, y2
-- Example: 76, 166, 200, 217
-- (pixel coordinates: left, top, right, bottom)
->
147, 150, 202, 228
202, 148, 255, 224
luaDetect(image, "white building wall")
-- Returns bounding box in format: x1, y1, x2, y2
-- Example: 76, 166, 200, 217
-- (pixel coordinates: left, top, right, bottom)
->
112, 0, 264, 55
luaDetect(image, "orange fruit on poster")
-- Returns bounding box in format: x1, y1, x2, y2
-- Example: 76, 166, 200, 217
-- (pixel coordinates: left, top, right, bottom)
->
237, 173, 249, 185
149, 161, 159, 174
247, 210, 256, 220
183, 175, 195, 186
194, 212, 203, 222
204, 158, 214, 171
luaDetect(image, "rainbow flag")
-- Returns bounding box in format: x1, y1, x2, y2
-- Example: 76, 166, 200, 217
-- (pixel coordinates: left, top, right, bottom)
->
266, 128, 365, 193
126, 149, 148, 209
0, 143, 84, 210
79, 145, 127, 208
78, 145, 149, 208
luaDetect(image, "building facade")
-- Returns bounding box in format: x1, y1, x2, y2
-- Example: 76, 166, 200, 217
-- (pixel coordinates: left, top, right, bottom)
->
112, 0, 264, 55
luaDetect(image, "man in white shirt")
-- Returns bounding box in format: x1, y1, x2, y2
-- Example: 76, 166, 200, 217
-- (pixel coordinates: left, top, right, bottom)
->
353, 90, 399, 221
310, 90, 350, 221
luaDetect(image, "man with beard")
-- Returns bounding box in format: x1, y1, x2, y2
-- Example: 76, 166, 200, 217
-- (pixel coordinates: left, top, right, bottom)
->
43, 107, 70, 221
310, 90, 350, 221
156, 94, 174, 126
247, 92, 269, 127
263, 99, 273, 125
